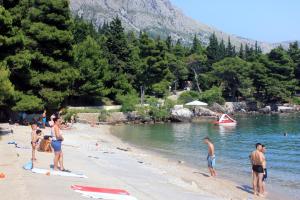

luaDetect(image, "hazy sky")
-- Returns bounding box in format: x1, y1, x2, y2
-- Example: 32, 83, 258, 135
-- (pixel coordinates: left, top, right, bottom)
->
170, 0, 300, 43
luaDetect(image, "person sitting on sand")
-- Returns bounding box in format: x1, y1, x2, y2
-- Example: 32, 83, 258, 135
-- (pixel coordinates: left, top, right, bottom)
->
51, 117, 68, 171
261, 145, 267, 195
203, 137, 217, 177
250, 143, 265, 197
31, 123, 43, 161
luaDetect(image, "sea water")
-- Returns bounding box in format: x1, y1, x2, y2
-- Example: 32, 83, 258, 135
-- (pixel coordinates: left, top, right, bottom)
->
112, 114, 300, 199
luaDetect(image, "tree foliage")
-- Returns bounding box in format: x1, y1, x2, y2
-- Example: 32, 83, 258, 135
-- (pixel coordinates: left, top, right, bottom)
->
1, 1, 300, 114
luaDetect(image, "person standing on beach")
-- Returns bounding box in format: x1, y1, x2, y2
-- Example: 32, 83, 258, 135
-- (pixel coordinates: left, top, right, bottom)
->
203, 137, 216, 177
261, 145, 267, 195
51, 117, 67, 171
31, 123, 38, 161
31, 129, 43, 161
41, 110, 47, 128
250, 143, 265, 196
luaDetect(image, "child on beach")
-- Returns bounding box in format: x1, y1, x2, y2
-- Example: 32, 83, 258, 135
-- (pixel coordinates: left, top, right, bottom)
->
203, 137, 217, 177
31, 126, 43, 161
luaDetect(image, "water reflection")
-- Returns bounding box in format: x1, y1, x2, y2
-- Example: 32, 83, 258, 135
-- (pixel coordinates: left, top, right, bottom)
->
217, 125, 237, 135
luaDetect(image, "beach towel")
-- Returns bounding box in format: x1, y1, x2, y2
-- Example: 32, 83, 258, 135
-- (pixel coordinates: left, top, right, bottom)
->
31, 168, 88, 178
71, 185, 138, 200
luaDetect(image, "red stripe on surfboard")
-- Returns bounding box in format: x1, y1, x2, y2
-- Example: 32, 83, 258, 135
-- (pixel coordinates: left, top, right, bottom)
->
71, 185, 130, 195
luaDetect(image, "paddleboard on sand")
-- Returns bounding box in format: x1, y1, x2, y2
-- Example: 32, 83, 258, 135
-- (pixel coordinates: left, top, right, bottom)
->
71, 185, 138, 200
31, 168, 88, 178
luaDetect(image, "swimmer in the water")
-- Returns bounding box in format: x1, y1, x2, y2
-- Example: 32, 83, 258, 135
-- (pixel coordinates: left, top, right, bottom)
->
284, 132, 288, 136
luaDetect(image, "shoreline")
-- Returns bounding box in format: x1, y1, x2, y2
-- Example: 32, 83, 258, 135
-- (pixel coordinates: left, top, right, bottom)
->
0, 123, 284, 200
110, 124, 292, 200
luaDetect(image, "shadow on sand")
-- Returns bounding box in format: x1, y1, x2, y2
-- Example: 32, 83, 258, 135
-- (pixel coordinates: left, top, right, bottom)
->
193, 171, 210, 177
236, 184, 253, 195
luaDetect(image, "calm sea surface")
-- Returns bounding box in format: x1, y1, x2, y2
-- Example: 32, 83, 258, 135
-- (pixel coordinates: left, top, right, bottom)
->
112, 114, 300, 199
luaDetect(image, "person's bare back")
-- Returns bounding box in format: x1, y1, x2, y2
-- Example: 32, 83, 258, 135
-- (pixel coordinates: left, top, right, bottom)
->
203, 137, 216, 177
208, 142, 214, 156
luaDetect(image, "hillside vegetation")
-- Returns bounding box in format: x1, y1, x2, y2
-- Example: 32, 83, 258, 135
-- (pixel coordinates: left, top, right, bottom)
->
1, 0, 300, 113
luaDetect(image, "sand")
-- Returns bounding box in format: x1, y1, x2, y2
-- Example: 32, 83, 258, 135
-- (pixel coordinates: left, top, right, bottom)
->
0, 123, 270, 200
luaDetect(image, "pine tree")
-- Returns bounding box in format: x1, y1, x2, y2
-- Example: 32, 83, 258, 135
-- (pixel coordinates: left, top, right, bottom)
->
105, 17, 134, 98
5, 0, 77, 110
0, 63, 14, 105
219, 39, 226, 59
226, 37, 236, 57
173, 39, 186, 58
72, 36, 110, 100
190, 34, 202, 55
207, 33, 220, 65
245, 44, 251, 60
288, 41, 300, 80
239, 44, 245, 59
166, 35, 172, 51
0, 4, 23, 60
255, 41, 259, 54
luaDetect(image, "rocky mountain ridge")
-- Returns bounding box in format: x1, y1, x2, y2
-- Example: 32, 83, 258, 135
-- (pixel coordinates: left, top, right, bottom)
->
69, 0, 297, 52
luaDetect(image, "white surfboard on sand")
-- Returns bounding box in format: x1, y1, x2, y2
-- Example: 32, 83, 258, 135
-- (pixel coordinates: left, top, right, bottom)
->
31, 168, 88, 178
71, 185, 138, 200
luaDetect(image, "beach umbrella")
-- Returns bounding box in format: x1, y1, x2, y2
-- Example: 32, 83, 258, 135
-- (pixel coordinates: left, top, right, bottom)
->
185, 100, 208, 106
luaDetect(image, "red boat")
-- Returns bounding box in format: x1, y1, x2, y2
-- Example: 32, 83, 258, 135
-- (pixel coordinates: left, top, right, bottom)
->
213, 114, 237, 126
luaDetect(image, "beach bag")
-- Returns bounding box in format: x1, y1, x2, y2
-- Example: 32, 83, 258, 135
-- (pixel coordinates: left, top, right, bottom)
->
38, 138, 52, 153
23, 161, 33, 170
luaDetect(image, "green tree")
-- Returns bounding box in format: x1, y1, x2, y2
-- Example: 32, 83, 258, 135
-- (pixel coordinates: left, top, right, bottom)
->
219, 39, 226, 60
105, 17, 134, 98
138, 32, 174, 97
173, 39, 186, 58
265, 47, 297, 101
0, 63, 14, 105
72, 15, 98, 44
212, 57, 254, 101
0, 5, 18, 60
206, 33, 220, 65
116, 92, 139, 112
190, 34, 203, 55
239, 43, 245, 59
6, 0, 77, 110
165, 35, 172, 51
72, 36, 110, 100
288, 41, 300, 80
226, 37, 236, 57
185, 53, 208, 92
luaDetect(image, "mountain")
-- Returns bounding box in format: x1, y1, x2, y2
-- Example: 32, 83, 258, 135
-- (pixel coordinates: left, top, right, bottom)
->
69, 0, 295, 52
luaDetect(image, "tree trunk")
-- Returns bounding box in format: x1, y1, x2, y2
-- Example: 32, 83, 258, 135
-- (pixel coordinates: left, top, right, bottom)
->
140, 86, 145, 105
192, 68, 202, 93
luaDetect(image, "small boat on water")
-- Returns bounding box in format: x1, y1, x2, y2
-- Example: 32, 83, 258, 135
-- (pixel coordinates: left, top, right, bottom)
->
213, 114, 237, 126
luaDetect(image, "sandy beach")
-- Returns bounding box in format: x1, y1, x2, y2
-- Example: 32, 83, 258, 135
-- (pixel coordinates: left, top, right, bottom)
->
0, 123, 270, 200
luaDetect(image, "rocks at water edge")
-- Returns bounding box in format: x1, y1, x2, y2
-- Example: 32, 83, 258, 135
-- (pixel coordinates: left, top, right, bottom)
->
194, 107, 218, 117
170, 107, 193, 122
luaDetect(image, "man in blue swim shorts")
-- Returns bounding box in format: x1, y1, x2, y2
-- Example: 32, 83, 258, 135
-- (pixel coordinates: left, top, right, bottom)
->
204, 137, 216, 177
